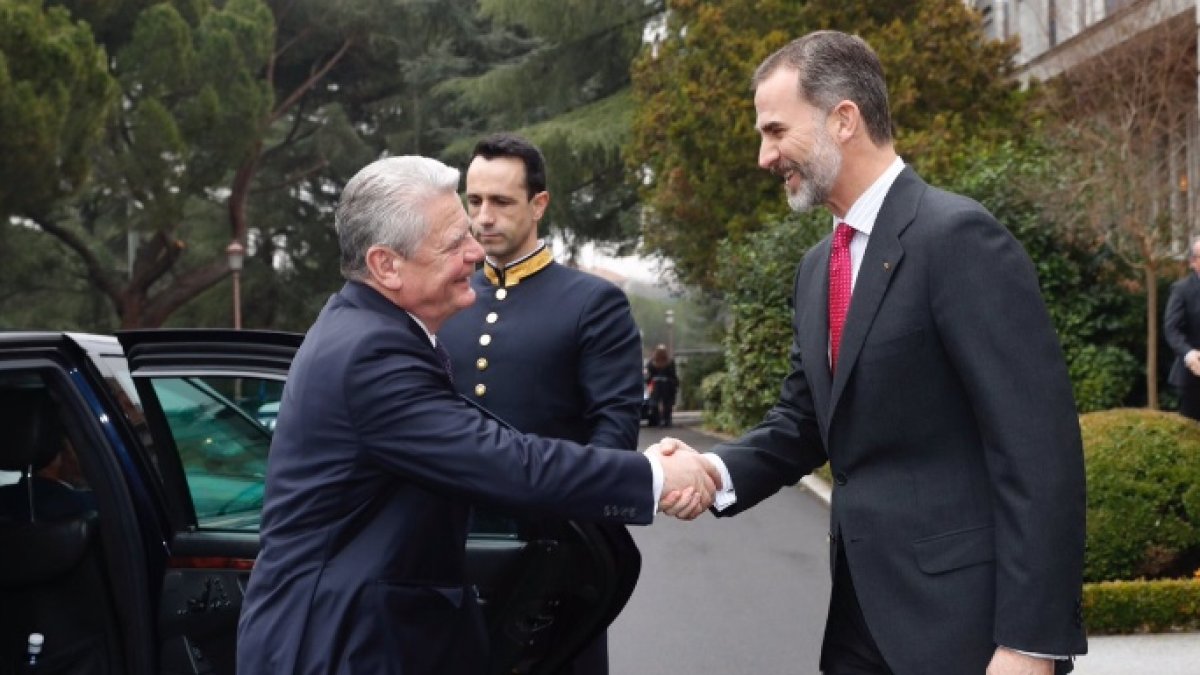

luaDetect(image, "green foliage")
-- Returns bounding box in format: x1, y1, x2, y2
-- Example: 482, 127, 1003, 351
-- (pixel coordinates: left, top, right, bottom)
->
1080, 409, 1200, 583
700, 370, 727, 422
1069, 345, 1139, 413
111, 0, 273, 225
0, 0, 115, 217
1083, 579, 1200, 635
702, 140, 1145, 430
940, 140, 1143, 412
629, 0, 1027, 289
441, 0, 660, 252
1, 0, 501, 330
677, 350, 723, 410
708, 212, 825, 432
0, 219, 114, 330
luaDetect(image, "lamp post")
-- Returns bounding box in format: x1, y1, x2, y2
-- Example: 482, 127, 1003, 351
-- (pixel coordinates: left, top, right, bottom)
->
664, 308, 675, 355
225, 240, 245, 330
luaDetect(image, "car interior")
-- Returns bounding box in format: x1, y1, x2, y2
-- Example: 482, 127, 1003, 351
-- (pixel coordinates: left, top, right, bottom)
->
0, 379, 123, 675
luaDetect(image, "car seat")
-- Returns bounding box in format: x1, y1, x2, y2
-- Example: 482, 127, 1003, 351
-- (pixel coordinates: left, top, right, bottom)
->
0, 388, 116, 674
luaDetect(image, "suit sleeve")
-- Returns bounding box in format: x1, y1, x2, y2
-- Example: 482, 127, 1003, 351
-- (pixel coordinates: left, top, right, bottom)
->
1164, 280, 1192, 358
576, 282, 644, 450
928, 209, 1086, 655
344, 336, 654, 524
711, 264, 828, 517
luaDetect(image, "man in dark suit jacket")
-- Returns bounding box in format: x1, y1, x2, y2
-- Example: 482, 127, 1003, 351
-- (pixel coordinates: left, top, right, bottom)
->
1164, 238, 1200, 420
440, 133, 643, 675
235, 155, 717, 675
660, 32, 1087, 675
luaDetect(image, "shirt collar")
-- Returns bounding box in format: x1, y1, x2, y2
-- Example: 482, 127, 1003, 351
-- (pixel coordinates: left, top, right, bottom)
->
407, 312, 436, 347
836, 156, 906, 235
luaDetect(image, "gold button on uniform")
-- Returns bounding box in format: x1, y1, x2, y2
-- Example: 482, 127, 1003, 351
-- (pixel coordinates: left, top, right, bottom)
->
474, 383, 487, 397
496, 289, 508, 300
485, 312, 498, 324
476, 357, 488, 371
479, 334, 492, 346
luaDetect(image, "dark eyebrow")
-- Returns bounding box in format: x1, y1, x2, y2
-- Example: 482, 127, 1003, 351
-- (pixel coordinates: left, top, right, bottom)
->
759, 120, 785, 135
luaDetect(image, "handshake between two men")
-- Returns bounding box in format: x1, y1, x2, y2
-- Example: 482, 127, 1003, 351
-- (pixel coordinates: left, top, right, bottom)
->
644, 438, 721, 521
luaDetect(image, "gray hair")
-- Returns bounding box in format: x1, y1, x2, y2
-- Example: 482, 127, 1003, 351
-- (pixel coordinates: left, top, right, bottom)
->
334, 155, 461, 281
752, 31, 894, 145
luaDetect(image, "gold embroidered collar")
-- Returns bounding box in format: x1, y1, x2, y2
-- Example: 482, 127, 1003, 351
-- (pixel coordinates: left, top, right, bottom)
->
483, 245, 553, 287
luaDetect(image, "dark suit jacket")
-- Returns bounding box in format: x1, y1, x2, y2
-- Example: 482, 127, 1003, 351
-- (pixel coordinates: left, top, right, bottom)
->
1164, 273, 1200, 389
712, 168, 1087, 674
439, 261, 643, 449
236, 281, 653, 675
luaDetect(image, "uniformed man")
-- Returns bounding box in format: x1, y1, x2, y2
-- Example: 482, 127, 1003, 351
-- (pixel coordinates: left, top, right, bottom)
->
439, 133, 644, 675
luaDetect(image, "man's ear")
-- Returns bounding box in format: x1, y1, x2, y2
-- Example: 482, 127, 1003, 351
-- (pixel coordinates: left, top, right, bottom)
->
531, 190, 550, 222
830, 100, 861, 143
365, 245, 405, 291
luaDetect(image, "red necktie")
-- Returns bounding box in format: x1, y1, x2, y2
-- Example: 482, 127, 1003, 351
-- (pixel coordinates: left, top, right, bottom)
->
829, 222, 855, 371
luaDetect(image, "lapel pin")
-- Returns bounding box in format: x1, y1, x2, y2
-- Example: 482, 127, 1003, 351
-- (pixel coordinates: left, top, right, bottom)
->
883, 261, 891, 271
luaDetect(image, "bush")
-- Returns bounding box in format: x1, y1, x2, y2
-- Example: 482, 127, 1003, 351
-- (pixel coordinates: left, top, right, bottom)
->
678, 351, 724, 410
1083, 578, 1200, 634
1081, 409, 1200, 582
945, 141, 1143, 412
1068, 344, 1139, 413
709, 213, 825, 432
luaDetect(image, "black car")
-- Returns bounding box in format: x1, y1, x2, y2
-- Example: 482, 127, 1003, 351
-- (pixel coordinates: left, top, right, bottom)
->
0, 330, 639, 675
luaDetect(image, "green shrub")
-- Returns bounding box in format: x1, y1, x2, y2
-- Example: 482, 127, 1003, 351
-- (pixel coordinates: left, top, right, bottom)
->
678, 351, 724, 410
1083, 578, 1200, 634
1081, 409, 1200, 582
1069, 344, 1139, 413
945, 141, 1142, 411
709, 213, 825, 432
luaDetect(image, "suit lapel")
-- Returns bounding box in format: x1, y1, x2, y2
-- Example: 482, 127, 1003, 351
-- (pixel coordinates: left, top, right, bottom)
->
829, 168, 923, 415
803, 237, 834, 423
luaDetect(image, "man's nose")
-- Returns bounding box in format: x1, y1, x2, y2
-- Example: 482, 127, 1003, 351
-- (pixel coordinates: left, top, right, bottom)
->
758, 139, 777, 171
474, 201, 494, 225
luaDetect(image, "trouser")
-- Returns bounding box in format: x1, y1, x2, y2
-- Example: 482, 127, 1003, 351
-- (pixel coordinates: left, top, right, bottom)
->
1180, 375, 1200, 421
820, 543, 893, 675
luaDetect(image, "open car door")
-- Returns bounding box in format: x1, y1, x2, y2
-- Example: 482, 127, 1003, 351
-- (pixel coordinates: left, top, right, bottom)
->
117, 329, 640, 675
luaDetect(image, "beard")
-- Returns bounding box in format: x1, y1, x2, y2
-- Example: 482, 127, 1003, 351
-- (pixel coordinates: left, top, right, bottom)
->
779, 128, 842, 213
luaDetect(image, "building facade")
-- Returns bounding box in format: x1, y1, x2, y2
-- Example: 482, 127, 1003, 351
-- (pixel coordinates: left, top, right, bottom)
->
967, 0, 1199, 247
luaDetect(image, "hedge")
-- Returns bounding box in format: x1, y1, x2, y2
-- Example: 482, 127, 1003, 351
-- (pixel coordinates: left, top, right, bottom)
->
1080, 409, 1200, 582
1084, 578, 1200, 634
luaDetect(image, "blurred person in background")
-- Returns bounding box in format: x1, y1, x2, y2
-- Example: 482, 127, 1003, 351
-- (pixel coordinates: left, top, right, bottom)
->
645, 344, 679, 428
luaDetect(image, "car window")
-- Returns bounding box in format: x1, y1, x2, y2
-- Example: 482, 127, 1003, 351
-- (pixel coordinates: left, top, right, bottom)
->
149, 376, 279, 531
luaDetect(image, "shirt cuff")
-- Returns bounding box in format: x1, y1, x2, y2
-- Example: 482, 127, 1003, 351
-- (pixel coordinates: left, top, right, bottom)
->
703, 453, 737, 511
646, 453, 664, 516
1009, 648, 1068, 660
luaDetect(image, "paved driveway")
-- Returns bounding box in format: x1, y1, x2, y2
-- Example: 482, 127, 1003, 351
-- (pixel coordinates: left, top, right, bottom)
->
609, 421, 832, 674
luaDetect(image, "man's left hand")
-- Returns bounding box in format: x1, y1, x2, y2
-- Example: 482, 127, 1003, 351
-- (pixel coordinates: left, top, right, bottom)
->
986, 647, 1054, 675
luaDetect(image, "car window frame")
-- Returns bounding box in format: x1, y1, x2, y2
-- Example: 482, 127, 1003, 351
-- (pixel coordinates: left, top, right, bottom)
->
128, 368, 286, 533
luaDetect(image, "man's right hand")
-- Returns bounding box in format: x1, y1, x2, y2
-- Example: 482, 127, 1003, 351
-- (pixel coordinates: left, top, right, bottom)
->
645, 439, 721, 520
1186, 349, 1200, 377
